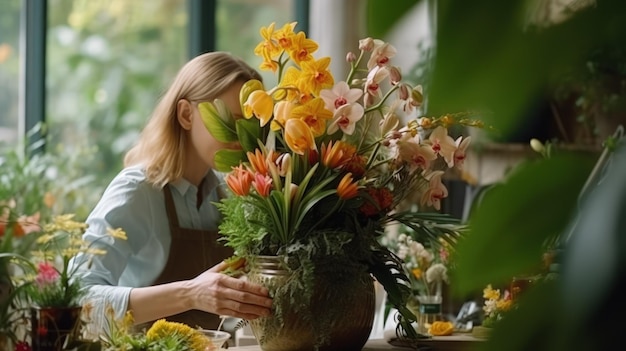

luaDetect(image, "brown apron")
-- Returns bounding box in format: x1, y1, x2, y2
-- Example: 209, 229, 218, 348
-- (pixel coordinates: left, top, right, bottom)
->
147, 183, 233, 329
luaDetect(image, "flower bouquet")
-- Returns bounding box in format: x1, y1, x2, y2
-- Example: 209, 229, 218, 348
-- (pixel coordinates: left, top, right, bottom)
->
201, 21, 481, 345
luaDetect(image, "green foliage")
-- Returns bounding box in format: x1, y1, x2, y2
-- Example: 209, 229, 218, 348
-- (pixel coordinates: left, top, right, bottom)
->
366, 0, 420, 38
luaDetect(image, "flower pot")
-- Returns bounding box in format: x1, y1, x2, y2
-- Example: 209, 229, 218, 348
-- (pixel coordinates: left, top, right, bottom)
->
247, 255, 375, 351
30, 306, 82, 351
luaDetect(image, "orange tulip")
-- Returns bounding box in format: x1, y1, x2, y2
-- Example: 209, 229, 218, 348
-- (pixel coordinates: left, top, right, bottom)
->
225, 165, 254, 196
247, 149, 269, 175
252, 173, 273, 197
337, 173, 359, 200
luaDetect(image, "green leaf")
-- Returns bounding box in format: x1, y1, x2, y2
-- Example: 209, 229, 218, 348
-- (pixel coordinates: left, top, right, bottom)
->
366, 0, 420, 38
429, 0, 626, 141
213, 149, 246, 172
453, 154, 594, 295
198, 100, 238, 143
236, 117, 264, 153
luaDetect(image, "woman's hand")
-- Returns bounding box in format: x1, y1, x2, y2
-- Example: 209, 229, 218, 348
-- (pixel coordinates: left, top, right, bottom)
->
187, 261, 273, 320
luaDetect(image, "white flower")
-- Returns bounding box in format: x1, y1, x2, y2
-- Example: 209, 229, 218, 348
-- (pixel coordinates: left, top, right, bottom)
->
425, 263, 448, 284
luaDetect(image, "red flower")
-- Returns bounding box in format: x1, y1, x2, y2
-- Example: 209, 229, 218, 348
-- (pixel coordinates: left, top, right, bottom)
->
37, 325, 48, 336
359, 187, 394, 217
35, 261, 60, 288
14, 341, 31, 351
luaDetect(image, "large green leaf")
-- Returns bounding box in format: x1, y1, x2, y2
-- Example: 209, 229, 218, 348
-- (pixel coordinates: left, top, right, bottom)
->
235, 117, 264, 153
199, 100, 238, 143
453, 154, 594, 294
213, 149, 246, 172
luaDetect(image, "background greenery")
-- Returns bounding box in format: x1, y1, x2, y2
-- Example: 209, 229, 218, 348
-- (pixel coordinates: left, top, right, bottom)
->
366, 0, 626, 350
0, 0, 293, 219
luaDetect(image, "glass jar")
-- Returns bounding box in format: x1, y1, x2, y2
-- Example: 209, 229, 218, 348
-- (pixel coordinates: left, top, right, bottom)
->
417, 295, 443, 335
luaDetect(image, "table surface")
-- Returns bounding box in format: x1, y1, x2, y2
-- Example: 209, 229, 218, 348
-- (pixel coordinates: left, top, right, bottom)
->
228, 334, 483, 351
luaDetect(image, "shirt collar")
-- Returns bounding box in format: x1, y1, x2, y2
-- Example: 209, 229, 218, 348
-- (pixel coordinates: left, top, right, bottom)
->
169, 170, 219, 196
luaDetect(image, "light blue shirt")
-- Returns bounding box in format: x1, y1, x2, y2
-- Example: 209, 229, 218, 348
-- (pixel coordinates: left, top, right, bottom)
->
72, 165, 225, 334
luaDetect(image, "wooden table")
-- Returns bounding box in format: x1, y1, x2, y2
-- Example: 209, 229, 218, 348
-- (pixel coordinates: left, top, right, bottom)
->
228, 334, 483, 351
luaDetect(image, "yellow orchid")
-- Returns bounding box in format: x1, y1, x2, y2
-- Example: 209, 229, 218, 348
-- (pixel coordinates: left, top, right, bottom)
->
254, 22, 280, 61
288, 31, 318, 65
290, 97, 333, 137
298, 57, 334, 96
273, 21, 297, 50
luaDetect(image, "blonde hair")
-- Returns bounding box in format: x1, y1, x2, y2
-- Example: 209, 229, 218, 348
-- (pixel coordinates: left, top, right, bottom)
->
124, 52, 261, 188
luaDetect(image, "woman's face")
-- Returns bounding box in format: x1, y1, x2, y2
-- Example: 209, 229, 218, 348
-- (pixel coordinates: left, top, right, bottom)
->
188, 81, 245, 170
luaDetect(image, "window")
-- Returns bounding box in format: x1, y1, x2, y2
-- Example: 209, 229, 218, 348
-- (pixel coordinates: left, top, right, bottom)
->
0, 0, 21, 145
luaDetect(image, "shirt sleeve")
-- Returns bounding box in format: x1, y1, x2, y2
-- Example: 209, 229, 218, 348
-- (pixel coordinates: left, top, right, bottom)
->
72, 167, 164, 335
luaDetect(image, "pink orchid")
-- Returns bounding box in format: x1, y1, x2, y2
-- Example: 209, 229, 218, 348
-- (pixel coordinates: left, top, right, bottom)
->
393, 132, 437, 173
453, 136, 472, 169
327, 103, 364, 135
428, 126, 457, 167
420, 171, 448, 211
364, 66, 389, 102
367, 40, 397, 69
319, 81, 363, 112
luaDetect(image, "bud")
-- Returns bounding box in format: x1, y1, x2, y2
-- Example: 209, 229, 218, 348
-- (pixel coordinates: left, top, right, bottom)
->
380, 113, 400, 136
389, 66, 402, 85
418, 117, 432, 129
410, 85, 424, 107
359, 37, 375, 51
346, 51, 357, 63
530, 138, 545, 154
398, 83, 410, 100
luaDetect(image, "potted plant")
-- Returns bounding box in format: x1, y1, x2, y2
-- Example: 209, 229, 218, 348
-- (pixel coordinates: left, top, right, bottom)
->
24, 214, 125, 351
203, 22, 481, 350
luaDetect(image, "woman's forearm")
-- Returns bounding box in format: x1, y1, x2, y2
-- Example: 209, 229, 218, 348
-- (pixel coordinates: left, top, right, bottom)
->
127, 280, 194, 324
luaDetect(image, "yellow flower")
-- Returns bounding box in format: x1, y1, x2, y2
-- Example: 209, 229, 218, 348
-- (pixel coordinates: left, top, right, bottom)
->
273, 21, 297, 50
483, 284, 500, 300
253, 22, 280, 63
429, 321, 454, 336
290, 97, 333, 137
284, 118, 316, 155
288, 31, 318, 65
272, 100, 296, 131
298, 57, 334, 96
244, 90, 274, 126
147, 319, 212, 351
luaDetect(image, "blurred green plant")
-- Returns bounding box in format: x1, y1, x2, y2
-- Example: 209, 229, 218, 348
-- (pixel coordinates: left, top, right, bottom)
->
369, 0, 626, 349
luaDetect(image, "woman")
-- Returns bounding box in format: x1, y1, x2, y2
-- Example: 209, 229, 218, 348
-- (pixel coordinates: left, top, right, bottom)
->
73, 52, 272, 334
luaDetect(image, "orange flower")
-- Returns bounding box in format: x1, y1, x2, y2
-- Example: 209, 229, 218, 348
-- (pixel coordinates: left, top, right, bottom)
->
247, 149, 269, 175
252, 173, 273, 197
225, 165, 254, 196
321, 141, 353, 169
337, 173, 359, 200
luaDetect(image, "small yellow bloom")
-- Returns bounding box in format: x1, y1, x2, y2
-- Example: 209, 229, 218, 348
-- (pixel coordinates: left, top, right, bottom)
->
107, 227, 128, 240
429, 321, 454, 336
